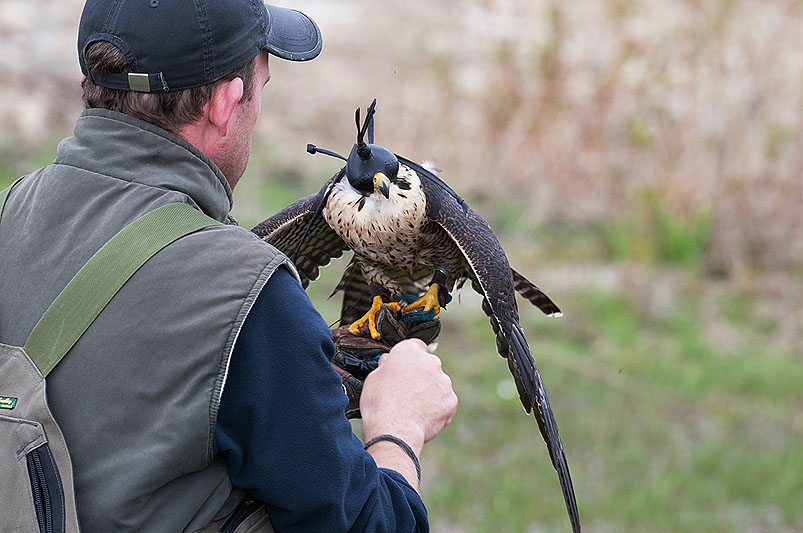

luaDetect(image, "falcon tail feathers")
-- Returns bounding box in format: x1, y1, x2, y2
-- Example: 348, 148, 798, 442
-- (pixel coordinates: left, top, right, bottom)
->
508, 323, 581, 532
512, 268, 563, 317
330, 259, 373, 325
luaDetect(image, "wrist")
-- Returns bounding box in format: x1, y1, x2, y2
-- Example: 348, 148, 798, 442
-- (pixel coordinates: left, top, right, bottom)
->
364, 434, 422, 484
362, 423, 425, 455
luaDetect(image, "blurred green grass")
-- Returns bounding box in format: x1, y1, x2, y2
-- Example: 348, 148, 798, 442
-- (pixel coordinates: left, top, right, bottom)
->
3, 137, 801, 533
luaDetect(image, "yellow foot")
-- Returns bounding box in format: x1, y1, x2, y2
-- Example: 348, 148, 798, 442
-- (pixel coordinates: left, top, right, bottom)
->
348, 296, 402, 339
402, 283, 442, 316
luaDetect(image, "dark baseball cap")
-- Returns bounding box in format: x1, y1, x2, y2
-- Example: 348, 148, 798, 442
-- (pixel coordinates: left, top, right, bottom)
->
78, 0, 322, 93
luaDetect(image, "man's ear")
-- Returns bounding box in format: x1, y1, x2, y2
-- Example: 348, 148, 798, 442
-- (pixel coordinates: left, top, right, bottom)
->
208, 77, 245, 137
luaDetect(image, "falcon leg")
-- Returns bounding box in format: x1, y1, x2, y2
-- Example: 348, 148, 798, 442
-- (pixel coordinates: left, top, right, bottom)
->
401, 267, 450, 316
348, 291, 402, 340
401, 285, 441, 315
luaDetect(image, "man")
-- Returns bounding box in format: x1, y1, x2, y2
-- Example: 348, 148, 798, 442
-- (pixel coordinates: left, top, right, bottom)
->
0, 1, 457, 531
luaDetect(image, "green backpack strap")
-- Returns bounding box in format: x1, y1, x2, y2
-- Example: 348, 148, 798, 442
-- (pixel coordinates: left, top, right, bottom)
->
22, 202, 222, 376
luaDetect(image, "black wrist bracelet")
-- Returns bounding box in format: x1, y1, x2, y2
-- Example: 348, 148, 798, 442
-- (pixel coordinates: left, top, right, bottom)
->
364, 434, 422, 483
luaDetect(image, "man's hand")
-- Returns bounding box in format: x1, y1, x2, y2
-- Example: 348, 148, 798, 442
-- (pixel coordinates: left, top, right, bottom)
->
361, 339, 457, 446
360, 338, 458, 490
331, 305, 440, 419
331, 305, 457, 490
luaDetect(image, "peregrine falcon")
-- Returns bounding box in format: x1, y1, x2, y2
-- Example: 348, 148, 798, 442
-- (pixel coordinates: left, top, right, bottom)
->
252, 101, 581, 532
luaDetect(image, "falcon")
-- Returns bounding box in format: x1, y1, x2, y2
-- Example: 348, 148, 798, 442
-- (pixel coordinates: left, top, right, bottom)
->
252, 100, 581, 532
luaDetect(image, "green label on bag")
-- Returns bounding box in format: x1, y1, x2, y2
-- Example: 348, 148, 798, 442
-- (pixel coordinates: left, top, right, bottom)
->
0, 397, 17, 410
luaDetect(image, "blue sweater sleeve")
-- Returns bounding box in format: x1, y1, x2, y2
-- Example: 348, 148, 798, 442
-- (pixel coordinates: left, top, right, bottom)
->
214, 266, 428, 532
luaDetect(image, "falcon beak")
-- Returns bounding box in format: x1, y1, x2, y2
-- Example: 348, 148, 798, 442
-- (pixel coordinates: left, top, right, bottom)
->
373, 172, 391, 199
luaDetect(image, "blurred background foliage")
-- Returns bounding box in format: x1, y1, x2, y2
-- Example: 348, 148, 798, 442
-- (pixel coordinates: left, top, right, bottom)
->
1, 1, 801, 531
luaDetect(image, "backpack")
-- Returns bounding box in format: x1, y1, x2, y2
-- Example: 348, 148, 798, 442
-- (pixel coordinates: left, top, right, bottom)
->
0, 179, 220, 532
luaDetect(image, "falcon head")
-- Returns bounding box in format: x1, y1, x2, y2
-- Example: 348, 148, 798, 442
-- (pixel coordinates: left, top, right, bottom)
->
344, 100, 399, 199
345, 142, 398, 199
306, 98, 400, 200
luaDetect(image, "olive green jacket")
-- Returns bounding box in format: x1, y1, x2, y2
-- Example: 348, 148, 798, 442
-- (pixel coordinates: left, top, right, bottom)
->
0, 109, 294, 531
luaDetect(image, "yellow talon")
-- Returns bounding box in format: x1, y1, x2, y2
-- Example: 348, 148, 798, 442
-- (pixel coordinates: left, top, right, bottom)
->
402, 283, 442, 315
348, 296, 401, 339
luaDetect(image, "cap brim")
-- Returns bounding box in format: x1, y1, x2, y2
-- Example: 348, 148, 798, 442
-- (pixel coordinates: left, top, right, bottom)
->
263, 4, 322, 61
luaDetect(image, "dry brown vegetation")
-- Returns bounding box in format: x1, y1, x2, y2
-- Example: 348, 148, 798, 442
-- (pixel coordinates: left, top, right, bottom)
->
5, 0, 799, 276
261, 1, 803, 277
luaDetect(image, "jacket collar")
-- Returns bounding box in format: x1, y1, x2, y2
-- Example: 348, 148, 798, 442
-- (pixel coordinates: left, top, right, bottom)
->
55, 108, 233, 222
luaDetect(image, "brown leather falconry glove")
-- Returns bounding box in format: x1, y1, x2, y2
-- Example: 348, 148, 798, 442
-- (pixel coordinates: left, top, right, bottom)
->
331, 305, 441, 419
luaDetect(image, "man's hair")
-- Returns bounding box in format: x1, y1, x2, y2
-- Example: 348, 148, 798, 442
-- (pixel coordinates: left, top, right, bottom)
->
81, 41, 257, 134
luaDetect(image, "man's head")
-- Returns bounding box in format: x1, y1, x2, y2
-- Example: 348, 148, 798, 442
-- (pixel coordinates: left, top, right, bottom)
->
179, 50, 272, 189
78, 0, 321, 187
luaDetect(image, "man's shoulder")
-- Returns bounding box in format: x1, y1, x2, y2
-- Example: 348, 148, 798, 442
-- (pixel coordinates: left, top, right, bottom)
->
185, 221, 279, 253
172, 221, 296, 277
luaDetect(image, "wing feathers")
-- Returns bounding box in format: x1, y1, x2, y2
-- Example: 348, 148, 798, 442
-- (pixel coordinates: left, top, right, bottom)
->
252, 185, 349, 288
422, 165, 580, 532
507, 323, 581, 533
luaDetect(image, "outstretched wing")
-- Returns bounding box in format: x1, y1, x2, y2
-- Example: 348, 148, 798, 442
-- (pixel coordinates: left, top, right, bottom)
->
252, 175, 350, 288
419, 167, 581, 533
